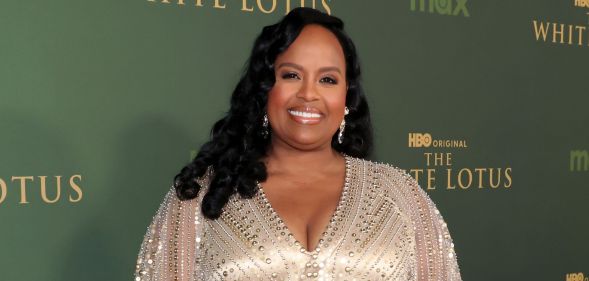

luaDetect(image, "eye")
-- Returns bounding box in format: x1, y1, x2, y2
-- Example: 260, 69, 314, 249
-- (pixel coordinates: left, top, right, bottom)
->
320, 76, 338, 85
281, 72, 300, 80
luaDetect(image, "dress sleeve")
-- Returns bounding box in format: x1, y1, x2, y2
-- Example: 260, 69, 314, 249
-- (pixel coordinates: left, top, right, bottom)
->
133, 186, 203, 281
405, 173, 463, 281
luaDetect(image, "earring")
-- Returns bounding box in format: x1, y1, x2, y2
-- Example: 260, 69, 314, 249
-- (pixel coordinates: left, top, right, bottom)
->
262, 114, 269, 139
338, 107, 349, 144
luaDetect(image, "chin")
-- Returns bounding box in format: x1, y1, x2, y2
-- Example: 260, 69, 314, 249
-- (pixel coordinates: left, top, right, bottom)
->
287, 135, 332, 150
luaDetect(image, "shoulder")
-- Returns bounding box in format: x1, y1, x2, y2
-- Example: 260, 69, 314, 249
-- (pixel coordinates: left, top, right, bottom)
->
347, 155, 410, 177
349, 156, 450, 232
347, 155, 419, 195
347, 156, 462, 280
134, 183, 205, 280
346, 156, 426, 222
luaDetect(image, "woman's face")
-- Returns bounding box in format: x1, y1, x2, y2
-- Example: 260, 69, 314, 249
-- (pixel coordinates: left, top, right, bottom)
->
267, 24, 347, 151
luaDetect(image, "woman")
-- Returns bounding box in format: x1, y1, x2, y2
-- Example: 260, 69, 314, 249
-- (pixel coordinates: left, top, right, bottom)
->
134, 7, 462, 281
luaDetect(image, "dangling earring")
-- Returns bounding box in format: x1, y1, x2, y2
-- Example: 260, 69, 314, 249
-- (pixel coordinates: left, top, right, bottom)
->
338, 107, 349, 144
262, 114, 269, 139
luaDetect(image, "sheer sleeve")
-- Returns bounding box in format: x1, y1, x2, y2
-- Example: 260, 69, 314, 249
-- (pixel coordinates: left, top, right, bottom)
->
134, 181, 206, 281
405, 174, 463, 281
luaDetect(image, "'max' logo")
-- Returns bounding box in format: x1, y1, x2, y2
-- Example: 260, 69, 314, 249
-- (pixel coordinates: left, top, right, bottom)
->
410, 0, 470, 17
570, 150, 589, 172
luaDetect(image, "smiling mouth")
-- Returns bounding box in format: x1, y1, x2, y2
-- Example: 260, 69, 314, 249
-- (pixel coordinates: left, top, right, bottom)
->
287, 108, 323, 124
287, 110, 322, 118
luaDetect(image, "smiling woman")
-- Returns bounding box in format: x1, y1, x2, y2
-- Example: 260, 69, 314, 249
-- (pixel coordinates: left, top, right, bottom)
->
268, 24, 348, 149
134, 7, 462, 281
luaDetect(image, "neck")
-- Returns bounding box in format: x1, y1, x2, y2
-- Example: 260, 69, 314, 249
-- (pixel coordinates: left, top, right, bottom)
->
264, 138, 344, 176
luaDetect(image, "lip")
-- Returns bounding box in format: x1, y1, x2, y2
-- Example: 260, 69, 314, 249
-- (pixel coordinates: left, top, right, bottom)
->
287, 106, 323, 125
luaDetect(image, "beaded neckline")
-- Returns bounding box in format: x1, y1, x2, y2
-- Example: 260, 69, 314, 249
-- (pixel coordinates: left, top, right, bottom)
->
256, 155, 352, 255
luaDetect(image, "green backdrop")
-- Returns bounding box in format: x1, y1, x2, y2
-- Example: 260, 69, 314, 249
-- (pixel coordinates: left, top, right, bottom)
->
1, 1, 587, 280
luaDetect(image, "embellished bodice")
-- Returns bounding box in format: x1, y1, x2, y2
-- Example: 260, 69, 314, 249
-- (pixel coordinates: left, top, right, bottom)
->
134, 156, 462, 281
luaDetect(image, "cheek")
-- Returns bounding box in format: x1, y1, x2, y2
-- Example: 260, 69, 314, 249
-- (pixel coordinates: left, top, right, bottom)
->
266, 82, 291, 116
324, 89, 347, 115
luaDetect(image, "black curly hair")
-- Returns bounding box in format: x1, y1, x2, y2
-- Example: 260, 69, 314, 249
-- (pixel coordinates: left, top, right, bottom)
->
174, 7, 373, 219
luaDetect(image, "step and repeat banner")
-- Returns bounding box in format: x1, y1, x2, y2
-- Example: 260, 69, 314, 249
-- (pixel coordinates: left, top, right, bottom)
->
1, 1, 587, 280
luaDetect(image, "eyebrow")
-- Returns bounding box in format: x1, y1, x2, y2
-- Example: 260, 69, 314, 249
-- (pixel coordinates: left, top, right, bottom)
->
277, 62, 342, 74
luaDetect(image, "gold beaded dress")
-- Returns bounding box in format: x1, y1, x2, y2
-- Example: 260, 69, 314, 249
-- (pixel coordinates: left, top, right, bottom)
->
134, 156, 462, 281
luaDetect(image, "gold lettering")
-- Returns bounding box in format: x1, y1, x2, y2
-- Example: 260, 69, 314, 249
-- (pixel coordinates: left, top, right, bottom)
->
566, 272, 575, 281
299, 0, 316, 9
434, 153, 444, 166
575, 25, 586, 46
147, 0, 202, 5
533, 20, 550, 42
11, 176, 34, 204
148, 0, 331, 15
446, 169, 456, 189
0, 178, 6, 204
552, 23, 565, 43
242, 0, 254, 11
427, 169, 436, 190
285, 0, 317, 13
410, 169, 424, 183
424, 152, 452, 166
424, 152, 432, 166
565, 272, 586, 281
489, 168, 501, 188
568, 24, 574, 44
69, 175, 83, 203
321, 0, 331, 15
257, 0, 276, 13
474, 168, 486, 188
576, 0, 589, 7
39, 176, 61, 204
214, 0, 226, 8
504, 167, 512, 188
457, 168, 472, 189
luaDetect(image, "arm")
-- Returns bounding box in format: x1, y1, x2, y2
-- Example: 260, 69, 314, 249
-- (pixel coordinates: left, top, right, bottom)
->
407, 176, 462, 281
134, 186, 202, 281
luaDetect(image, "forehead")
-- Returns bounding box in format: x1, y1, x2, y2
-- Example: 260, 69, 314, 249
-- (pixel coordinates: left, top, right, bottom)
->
275, 24, 346, 69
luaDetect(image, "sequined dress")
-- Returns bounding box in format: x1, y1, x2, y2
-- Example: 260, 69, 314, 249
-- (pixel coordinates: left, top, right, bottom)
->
134, 156, 462, 280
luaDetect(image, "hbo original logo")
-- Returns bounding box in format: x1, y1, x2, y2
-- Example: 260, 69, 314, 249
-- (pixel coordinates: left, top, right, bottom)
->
575, 0, 589, 8
566, 272, 587, 281
409, 133, 432, 148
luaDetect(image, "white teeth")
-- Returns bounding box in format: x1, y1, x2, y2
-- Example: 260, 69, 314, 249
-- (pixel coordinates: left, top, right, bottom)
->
288, 110, 321, 118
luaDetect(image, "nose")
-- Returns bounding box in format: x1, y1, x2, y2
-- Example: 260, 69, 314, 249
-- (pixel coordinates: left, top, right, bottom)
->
296, 78, 319, 102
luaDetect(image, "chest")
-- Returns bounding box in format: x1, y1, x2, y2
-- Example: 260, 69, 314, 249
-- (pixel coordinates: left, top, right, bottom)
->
193, 168, 418, 280
260, 175, 344, 249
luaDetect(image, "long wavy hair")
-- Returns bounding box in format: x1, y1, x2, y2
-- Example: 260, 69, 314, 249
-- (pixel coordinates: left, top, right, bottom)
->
174, 7, 373, 219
